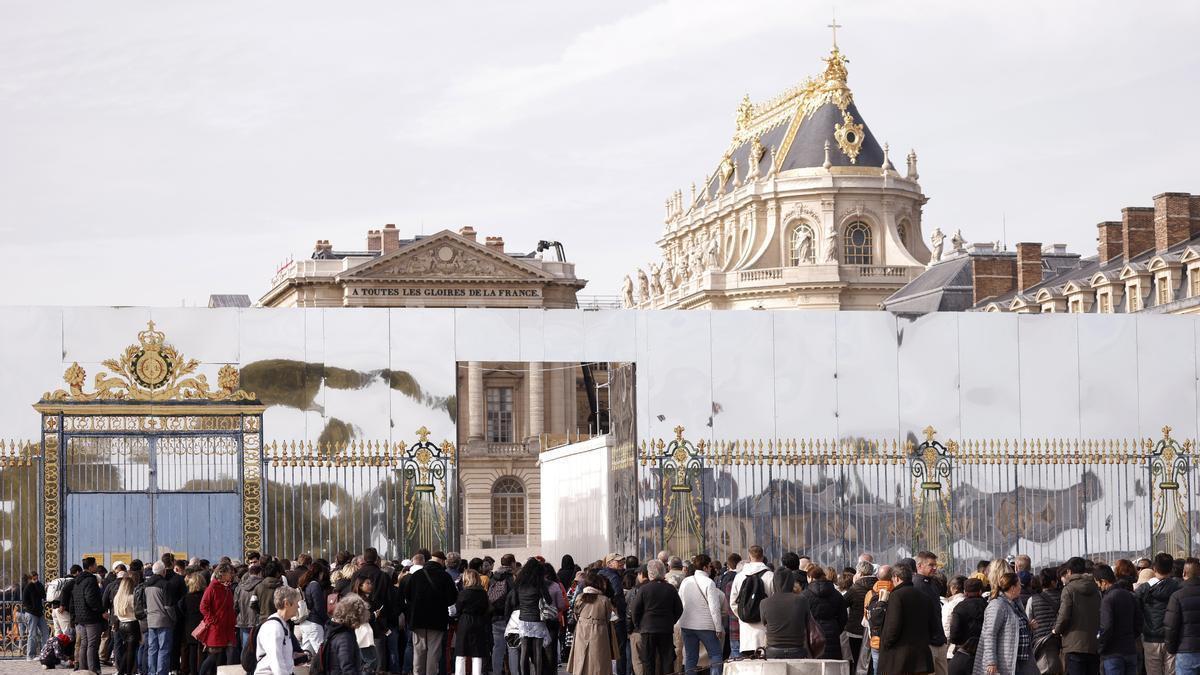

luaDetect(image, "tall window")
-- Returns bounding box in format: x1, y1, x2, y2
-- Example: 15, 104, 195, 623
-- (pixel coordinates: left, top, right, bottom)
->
1191, 271, 1200, 298
491, 477, 526, 537
789, 224, 814, 266
1100, 293, 1112, 314
1158, 280, 1169, 306
486, 387, 514, 442
843, 222, 873, 265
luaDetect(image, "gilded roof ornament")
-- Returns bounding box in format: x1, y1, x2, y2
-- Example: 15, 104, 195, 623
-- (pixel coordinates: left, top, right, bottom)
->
43, 321, 256, 402
834, 109, 864, 164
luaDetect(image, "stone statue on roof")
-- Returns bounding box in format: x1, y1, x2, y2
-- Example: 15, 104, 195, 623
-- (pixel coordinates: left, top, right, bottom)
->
951, 229, 965, 254
824, 225, 838, 264
637, 268, 650, 302
621, 275, 635, 308
650, 262, 664, 296
706, 233, 721, 269
930, 228, 945, 264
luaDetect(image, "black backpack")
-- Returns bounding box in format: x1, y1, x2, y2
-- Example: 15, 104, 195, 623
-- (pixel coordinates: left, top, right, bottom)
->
487, 574, 510, 617
133, 583, 148, 621
241, 616, 286, 674
866, 591, 888, 641
735, 570, 769, 624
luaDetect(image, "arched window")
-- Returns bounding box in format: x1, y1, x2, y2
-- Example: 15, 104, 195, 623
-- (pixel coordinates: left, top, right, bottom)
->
789, 224, 815, 266
491, 476, 526, 542
843, 221, 873, 265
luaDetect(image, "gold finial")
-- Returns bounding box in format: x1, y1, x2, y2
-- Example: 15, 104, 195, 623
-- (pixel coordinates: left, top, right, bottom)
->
416, 426, 430, 443
735, 94, 753, 132
1163, 425, 1173, 440
922, 426, 936, 442
673, 425, 685, 441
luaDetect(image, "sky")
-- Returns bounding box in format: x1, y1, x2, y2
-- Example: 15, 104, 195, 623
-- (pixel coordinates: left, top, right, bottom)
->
1, 0, 1198, 305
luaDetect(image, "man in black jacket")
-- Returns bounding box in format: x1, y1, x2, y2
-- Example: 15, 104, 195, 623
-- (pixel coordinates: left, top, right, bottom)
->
1165, 560, 1200, 674
1096, 564, 1142, 675
21, 570, 46, 660
879, 565, 940, 675
1140, 553, 1182, 675
71, 557, 105, 675
404, 553, 458, 675
630, 560, 684, 675
915, 552, 949, 675
489, 554, 518, 675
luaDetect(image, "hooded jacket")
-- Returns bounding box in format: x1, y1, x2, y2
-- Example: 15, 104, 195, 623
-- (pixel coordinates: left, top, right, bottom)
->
1053, 573, 1101, 655
144, 574, 178, 630
1165, 577, 1200, 655
729, 561, 775, 652
803, 579, 848, 659
69, 573, 104, 626
1099, 584, 1142, 656
235, 574, 264, 628
845, 575, 877, 637
1139, 576, 1183, 643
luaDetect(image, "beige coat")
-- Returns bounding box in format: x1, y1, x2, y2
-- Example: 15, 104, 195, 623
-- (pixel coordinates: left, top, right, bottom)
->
567, 593, 617, 675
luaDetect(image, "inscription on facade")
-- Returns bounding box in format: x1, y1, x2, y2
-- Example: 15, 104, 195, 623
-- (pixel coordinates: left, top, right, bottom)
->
348, 286, 541, 298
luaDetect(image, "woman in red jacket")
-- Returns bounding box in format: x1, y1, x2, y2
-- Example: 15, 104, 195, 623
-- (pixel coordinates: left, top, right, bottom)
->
198, 562, 238, 675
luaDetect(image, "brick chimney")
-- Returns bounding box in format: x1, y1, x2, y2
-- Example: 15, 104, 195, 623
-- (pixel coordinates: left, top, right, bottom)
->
381, 223, 401, 254
458, 226, 477, 242
1097, 222, 1123, 263
1155, 193, 1192, 253
971, 255, 1017, 304
1122, 206, 1154, 260
366, 229, 382, 253
484, 236, 504, 252
1016, 242, 1042, 291
1192, 196, 1200, 239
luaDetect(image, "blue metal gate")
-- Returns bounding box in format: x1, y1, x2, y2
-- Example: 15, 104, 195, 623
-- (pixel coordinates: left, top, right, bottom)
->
62, 433, 243, 566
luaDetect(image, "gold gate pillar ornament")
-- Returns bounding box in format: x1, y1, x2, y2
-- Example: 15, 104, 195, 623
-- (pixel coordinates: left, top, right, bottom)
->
34, 321, 264, 577
910, 426, 954, 567
1150, 425, 1192, 557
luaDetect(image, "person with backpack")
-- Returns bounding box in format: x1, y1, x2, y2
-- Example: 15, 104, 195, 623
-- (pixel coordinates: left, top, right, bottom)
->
489, 554, 519, 675
235, 564, 265, 652
729, 545, 774, 657
1139, 553, 1182, 675
250, 585, 301, 675
863, 564, 894, 675
70, 556, 105, 675
323, 594, 371, 675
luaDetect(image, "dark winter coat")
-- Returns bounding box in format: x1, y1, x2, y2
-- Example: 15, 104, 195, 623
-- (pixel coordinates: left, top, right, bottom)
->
235, 574, 263, 628
878, 583, 940, 675
845, 576, 876, 637
404, 561, 458, 631
70, 573, 104, 625
254, 576, 283, 624
352, 561, 391, 612
1139, 577, 1182, 643
1099, 585, 1142, 656
304, 580, 330, 627
322, 622, 362, 675
803, 579, 848, 659
454, 586, 492, 658
1165, 577, 1200, 654
506, 581, 552, 624
22, 580, 45, 615
629, 580, 683, 635
182, 590, 205, 639
1053, 573, 1101, 655
949, 596, 988, 651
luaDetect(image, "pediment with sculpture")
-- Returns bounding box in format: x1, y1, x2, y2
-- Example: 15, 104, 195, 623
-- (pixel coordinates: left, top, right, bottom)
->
339, 231, 551, 282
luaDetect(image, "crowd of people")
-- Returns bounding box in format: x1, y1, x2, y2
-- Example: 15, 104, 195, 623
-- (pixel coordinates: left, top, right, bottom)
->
14, 546, 1200, 675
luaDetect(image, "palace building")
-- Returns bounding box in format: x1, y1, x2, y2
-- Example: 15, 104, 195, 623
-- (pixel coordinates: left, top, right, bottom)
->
258, 224, 608, 558
260, 225, 585, 309
626, 38, 931, 310
882, 190, 1200, 316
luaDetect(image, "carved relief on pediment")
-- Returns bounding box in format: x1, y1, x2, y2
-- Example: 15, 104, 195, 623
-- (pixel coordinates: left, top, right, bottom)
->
355, 242, 534, 280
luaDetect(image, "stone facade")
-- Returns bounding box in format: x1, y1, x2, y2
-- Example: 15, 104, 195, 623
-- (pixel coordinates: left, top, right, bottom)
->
626, 45, 930, 311
260, 225, 585, 309
260, 224, 596, 558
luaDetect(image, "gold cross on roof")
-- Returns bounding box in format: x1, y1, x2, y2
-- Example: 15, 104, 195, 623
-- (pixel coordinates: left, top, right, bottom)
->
827, 12, 842, 50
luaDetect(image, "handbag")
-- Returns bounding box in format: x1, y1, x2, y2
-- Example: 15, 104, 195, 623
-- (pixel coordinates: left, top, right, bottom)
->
805, 614, 826, 658
1033, 633, 1064, 675
190, 618, 210, 643
539, 595, 559, 623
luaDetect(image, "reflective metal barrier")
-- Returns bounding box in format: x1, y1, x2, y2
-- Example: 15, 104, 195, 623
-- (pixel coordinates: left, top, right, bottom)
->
630, 426, 1194, 574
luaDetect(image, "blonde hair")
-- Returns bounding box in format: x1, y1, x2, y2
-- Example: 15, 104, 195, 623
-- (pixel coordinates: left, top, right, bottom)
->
186, 572, 206, 594
113, 576, 136, 618
461, 569, 482, 589
986, 559, 1012, 598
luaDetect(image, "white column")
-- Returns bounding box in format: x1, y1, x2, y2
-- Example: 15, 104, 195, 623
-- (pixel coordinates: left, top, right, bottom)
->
468, 361, 484, 441
528, 362, 544, 441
